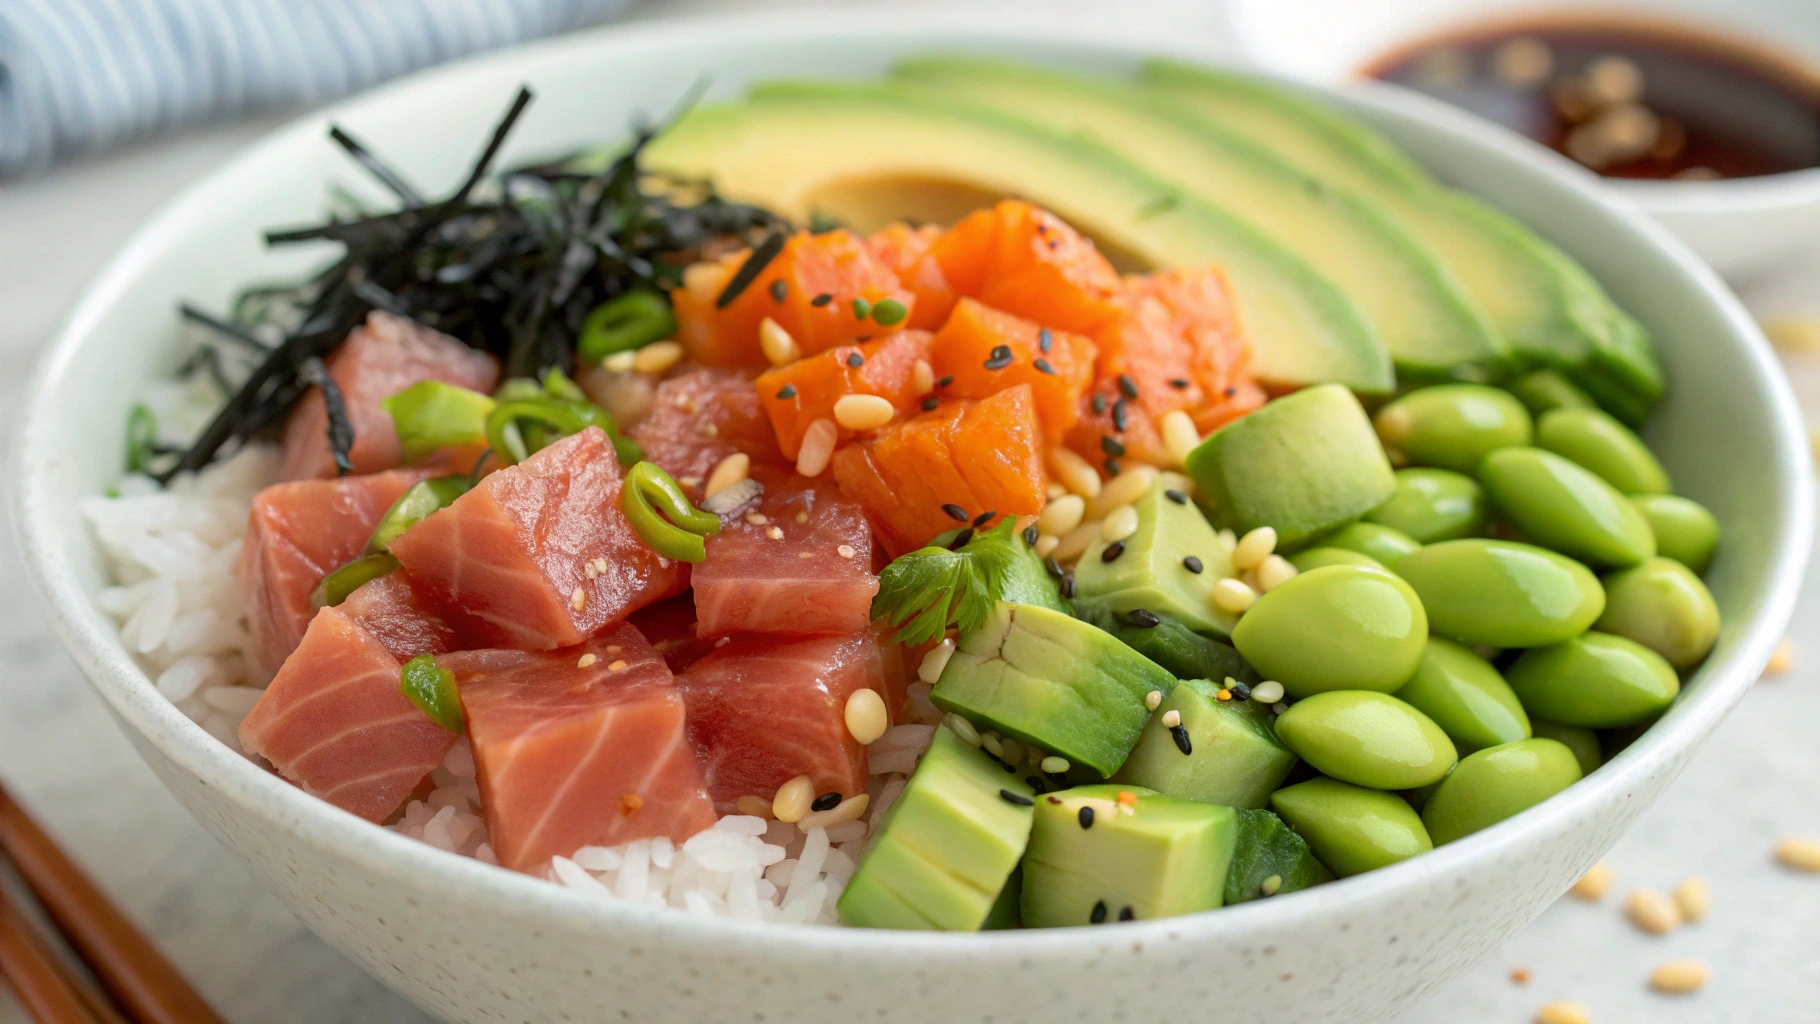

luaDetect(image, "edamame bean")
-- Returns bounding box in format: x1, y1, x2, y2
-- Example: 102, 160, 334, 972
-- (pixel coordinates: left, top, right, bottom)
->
1630, 494, 1719, 572
1505, 631, 1680, 728
1397, 540, 1605, 647
1507, 368, 1596, 416
1366, 469, 1487, 543
1374, 385, 1533, 473
1530, 719, 1603, 776
1597, 557, 1720, 669
1393, 638, 1531, 752
1230, 565, 1428, 699
1479, 448, 1656, 568
1270, 778, 1434, 877
1420, 739, 1583, 845
1274, 691, 1457, 790
1318, 521, 1422, 570
1288, 547, 1386, 573
1536, 407, 1670, 494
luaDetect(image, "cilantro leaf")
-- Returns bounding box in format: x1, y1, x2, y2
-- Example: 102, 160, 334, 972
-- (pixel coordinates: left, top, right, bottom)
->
870, 520, 1065, 645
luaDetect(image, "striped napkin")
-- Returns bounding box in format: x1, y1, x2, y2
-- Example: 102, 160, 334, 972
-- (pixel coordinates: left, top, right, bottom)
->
0, 0, 632, 177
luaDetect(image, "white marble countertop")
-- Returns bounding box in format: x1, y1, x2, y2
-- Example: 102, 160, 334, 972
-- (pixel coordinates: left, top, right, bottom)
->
3, 3, 1818, 1021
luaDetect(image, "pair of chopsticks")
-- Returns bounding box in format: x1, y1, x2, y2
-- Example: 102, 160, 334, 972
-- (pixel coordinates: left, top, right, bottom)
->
0, 780, 223, 1024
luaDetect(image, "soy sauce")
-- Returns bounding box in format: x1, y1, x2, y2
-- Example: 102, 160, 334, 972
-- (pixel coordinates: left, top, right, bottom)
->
1365, 13, 1820, 180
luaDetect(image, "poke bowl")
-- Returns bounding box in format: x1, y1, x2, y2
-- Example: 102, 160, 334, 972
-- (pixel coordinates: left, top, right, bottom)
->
10, 10, 1809, 1024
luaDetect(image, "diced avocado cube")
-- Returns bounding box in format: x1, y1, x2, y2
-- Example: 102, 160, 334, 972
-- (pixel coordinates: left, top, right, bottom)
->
1115, 679, 1296, 808
983, 866, 1023, 930
1224, 807, 1334, 904
1185, 384, 1396, 551
1072, 605, 1259, 684
1074, 476, 1238, 635
1021, 784, 1236, 927
838, 725, 1034, 930
934, 603, 1176, 778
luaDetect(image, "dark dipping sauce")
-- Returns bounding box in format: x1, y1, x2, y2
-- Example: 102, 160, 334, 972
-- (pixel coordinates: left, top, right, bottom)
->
1365, 13, 1820, 180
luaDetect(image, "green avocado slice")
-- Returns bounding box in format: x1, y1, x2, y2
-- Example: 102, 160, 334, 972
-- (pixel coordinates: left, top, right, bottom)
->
1115, 679, 1297, 809
646, 83, 1393, 394
1072, 475, 1238, 637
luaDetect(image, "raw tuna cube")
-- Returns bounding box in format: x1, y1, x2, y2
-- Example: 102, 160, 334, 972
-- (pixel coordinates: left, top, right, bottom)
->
281, 311, 499, 481
239, 607, 456, 823
449, 624, 716, 873
238, 468, 429, 677
628, 368, 784, 492
677, 628, 905, 810
340, 572, 463, 662
389, 428, 688, 651
693, 468, 878, 636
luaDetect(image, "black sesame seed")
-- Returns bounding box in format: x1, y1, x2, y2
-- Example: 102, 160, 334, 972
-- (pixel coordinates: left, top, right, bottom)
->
999, 789, 1035, 806
974, 509, 998, 527
811, 293, 833, 307
1224, 386, 1238, 397
1127, 608, 1160, 628
1033, 358, 1056, 376
921, 397, 940, 412
1060, 570, 1075, 599
811, 792, 841, 812
1090, 394, 1108, 415
1118, 374, 1139, 399
1164, 489, 1189, 505
1023, 524, 1039, 547
1119, 906, 1135, 922
1231, 682, 1252, 701
846, 352, 864, 368
1090, 900, 1107, 924
984, 345, 1014, 370
1111, 399, 1129, 431
1102, 541, 1125, 563
942, 503, 969, 522
776, 384, 798, 400
1036, 223, 1049, 234
1104, 458, 1122, 475
1170, 723, 1193, 756
1044, 557, 1064, 579
1027, 775, 1048, 794
1183, 555, 1204, 574
1169, 377, 1190, 389
1101, 436, 1126, 457
1079, 806, 1095, 829
1003, 760, 1018, 773
948, 528, 975, 549
1038, 328, 1053, 353
937, 375, 954, 388
769, 279, 788, 303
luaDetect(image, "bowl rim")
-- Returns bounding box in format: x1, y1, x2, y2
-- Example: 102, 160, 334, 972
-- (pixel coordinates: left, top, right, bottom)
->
10, 7, 1812, 957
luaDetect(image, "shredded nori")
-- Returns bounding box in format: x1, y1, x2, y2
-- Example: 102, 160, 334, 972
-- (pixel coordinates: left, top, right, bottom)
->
154, 85, 786, 483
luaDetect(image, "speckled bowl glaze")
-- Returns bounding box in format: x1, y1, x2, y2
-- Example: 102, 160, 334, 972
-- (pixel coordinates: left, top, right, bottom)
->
11, 12, 1811, 1024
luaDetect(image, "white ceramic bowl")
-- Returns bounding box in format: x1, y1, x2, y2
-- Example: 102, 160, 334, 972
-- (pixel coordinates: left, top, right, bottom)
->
1226, 0, 1820, 281
10, 12, 1811, 1024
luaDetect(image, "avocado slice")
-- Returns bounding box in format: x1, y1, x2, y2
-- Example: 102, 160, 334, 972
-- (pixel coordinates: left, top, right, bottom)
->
1072, 604, 1258, 684
1225, 807, 1335, 904
1115, 679, 1297, 809
838, 724, 1034, 930
1072, 475, 1238, 636
932, 602, 1176, 778
1021, 785, 1236, 926
892, 58, 1505, 380
1140, 60, 1661, 417
1184, 384, 1397, 551
647, 83, 1393, 394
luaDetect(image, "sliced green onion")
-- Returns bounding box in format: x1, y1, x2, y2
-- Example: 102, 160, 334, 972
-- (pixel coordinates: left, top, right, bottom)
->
611, 434, 643, 466
367, 476, 470, 554
383, 381, 496, 462
541, 367, 587, 403
310, 552, 400, 609
124, 403, 158, 474
484, 400, 589, 464
578, 290, 676, 364
492, 378, 550, 404
851, 297, 873, 320
871, 298, 908, 326
400, 653, 464, 734
619, 461, 722, 563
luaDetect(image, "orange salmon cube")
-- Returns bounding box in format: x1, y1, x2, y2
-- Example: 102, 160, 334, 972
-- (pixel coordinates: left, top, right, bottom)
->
866, 222, 956, 330
756, 330, 933, 459
930, 298, 1096, 442
928, 201, 1124, 334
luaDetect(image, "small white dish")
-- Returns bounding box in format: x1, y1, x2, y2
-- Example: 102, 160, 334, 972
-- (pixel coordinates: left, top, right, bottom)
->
9, 10, 1811, 1024
1226, 0, 1820, 280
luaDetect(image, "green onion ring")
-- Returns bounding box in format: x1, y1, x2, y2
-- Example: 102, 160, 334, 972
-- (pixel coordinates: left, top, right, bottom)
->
399, 653, 464, 734
578, 290, 677, 364
484, 400, 589, 465
619, 461, 722, 563
310, 552, 400, 609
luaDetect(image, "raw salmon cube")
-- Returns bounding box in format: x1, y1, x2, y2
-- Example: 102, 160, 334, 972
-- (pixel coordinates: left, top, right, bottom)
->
677, 628, 905, 810
449, 624, 715, 873
280, 312, 499, 481
755, 330, 934, 460
693, 468, 878, 636
930, 299, 1097, 442
238, 468, 430, 678
340, 572, 463, 662
628, 368, 784, 492
672, 230, 917, 370
928, 201, 1125, 334
239, 606, 456, 823
866, 223, 956, 330
388, 428, 688, 651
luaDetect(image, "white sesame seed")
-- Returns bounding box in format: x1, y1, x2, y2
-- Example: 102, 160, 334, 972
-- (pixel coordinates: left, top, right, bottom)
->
918, 639, 956, 684
1250, 681, 1285, 705
1101, 504, 1140, 543
798, 551, 814, 559
1260, 874, 1283, 897
796, 418, 838, 477
1271, 702, 1288, 715
1046, 482, 1069, 500
844, 689, 889, 745
1038, 494, 1087, 538
912, 358, 936, 395
745, 512, 769, 525
683, 260, 731, 303
766, 526, 784, 540
1534, 1002, 1593, 1024
837, 544, 857, 559
632, 340, 684, 375
1160, 409, 1201, 468
1624, 888, 1681, 935
735, 795, 775, 819
945, 714, 982, 747
1040, 756, 1070, 774
704, 452, 751, 499
833, 394, 896, 431
603, 350, 637, 373
607, 659, 628, 672
1233, 526, 1279, 570
1034, 534, 1060, 558
1672, 877, 1708, 922
772, 775, 815, 823
1212, 577, 1258, 615
1051, 521, 1102, 564
1257, 553, 1298, 592
570, 587, 587, 611
759, 317, 800, 366
1161, 709, 1182, 728
795, 511, 808, 524
1144, 690, 1163, 711
1648, 960, 1710, 995
1764, 637, 1795, 678
1047, 446, 1102, 499
1086, 466, 1157, 521
1569, 862, 1613, 900
577, 653, 598, 669
1773, 836, 1820, 871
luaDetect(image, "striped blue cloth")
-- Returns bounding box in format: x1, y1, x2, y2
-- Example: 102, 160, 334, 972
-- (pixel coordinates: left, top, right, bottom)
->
0, 0, 633, 177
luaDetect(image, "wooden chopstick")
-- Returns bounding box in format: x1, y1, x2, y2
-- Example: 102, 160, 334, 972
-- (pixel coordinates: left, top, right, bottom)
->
0, 885, 91, 1024
0, 782, 223, 1024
